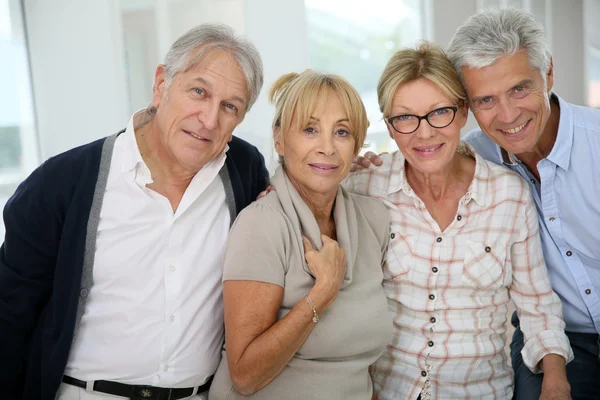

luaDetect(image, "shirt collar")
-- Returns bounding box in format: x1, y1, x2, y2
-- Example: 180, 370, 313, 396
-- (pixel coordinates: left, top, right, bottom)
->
499, 93, 573, 171
387, 141, 489, 207
120, 111, 145, 174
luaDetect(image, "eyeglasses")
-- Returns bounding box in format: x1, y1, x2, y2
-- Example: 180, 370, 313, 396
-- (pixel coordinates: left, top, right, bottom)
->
387, 106, 458, 134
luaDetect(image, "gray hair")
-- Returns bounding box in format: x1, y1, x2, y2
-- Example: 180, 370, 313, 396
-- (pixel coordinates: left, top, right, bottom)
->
152, 23, 263, 113
447, 8, 551, 85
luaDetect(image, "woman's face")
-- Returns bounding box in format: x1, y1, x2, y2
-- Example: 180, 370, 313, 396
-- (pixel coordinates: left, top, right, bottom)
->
387, 78, 467, 175
276, 90, 356, 200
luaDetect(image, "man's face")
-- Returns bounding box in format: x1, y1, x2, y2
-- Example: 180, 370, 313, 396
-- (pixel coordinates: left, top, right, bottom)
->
151, 50, 248, 173
461, 51, 553, 156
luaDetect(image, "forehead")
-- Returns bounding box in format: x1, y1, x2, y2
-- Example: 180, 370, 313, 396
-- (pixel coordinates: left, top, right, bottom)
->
461, 52, 541, 97
391, 78, 454, 112
181, 50, 248, 100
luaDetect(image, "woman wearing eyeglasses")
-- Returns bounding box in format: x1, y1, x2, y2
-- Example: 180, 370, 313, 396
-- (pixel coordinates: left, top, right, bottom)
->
345, 42, 572, 400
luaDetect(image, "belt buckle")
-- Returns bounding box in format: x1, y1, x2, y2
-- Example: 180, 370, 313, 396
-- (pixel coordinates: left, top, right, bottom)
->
132, 385, 160, 400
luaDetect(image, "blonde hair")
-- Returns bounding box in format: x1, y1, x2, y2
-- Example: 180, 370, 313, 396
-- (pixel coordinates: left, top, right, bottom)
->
269, 70, 369, 155
377, 41, 467, 118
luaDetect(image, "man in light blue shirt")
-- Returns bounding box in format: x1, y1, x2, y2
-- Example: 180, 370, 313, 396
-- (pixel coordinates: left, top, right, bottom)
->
448, 8, 600, 400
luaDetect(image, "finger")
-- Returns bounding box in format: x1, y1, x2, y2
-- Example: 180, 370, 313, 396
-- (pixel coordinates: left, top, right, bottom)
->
302, 236, 314, 253
372, 153, 385, 166
256, 190, 267, 200
265, 184, 275, 193
321, 234, 335, 244
359, 157, 372, 168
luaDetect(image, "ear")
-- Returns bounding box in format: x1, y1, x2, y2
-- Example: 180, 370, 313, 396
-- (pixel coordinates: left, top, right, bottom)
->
546, 56, 554, 93
152, 64, 168, 108
274, 127, 284, 156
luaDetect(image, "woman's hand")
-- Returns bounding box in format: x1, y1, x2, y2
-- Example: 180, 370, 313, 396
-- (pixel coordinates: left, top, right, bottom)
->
302, 234, 347, 312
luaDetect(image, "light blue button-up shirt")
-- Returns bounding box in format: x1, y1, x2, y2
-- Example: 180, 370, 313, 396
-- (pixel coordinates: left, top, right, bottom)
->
464, 94, 600, 334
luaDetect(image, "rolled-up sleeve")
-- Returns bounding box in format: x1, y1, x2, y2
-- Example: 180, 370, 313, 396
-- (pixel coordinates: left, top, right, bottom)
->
509, 188, 574, 373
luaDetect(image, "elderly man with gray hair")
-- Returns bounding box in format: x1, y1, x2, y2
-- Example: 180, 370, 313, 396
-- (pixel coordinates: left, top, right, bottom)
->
449, 8, 599, 400
0, 24, 268, 399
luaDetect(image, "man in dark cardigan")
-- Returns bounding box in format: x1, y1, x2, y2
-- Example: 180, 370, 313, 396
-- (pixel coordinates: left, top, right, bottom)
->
0, 23, 268, 400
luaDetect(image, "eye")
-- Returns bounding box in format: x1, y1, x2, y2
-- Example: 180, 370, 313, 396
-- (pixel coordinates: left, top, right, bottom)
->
396, 115, 412, 121
225, 103, 238, 112
194, 88, 205, 96
480, 97, 493, 104
514, 85, 524, 92
304, 127, 316, 134
336, 129, 350, 137
433, 108, 450, 115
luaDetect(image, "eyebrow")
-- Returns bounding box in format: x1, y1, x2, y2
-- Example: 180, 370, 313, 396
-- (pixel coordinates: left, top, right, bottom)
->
510, 79, 534, 91
193, 77, 248, 107
309, 116, 350, 123
391, 102, 449, 115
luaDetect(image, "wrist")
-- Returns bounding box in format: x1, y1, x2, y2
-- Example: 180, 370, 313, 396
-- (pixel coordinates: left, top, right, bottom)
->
308, 283, 337, 313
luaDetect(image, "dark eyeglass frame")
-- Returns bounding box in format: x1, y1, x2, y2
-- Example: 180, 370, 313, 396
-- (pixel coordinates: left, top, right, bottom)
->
386, 106, 458, 134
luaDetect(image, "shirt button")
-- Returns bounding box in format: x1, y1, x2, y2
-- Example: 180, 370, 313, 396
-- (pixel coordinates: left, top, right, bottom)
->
164, 365, 169, 372
549, 217, 556, 222
432, 267, 438, 273
421, 370, 427, 377
566, 251, 573, 257
430, 317, 436, 323
170, 315, 175, 322
530, 178, 536, 183
390, 233, 395, 239
428, 341, 434, 347
429, 294, 435, 300
436, 237, 442, 243
170, 265, 176, 272
80, 288, 89, 298
456, 215, 462, 221
585, 289, 592, 295
485, 246, 491, 253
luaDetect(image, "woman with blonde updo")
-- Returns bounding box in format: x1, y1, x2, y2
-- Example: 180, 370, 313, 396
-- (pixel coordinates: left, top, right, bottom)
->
209, 70, 393, 399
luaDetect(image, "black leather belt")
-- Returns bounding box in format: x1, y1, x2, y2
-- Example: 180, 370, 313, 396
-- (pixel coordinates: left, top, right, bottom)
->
62, 375, 213, 400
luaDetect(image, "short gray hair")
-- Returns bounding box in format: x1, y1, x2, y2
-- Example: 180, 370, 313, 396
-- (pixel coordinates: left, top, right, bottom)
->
447, 8, 551, 85
162, 23, 263, 112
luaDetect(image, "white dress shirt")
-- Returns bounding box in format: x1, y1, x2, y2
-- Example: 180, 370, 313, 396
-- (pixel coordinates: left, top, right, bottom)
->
64, 113, 230, 388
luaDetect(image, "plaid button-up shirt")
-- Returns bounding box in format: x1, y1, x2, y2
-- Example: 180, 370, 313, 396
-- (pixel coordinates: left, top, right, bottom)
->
344, 143, 573, 399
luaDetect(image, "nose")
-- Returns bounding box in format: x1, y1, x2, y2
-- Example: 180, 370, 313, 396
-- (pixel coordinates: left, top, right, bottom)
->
414, 119, 435, 140
496, 97, 519, 124
317, 132, 336, 156
199, 101, 220, 131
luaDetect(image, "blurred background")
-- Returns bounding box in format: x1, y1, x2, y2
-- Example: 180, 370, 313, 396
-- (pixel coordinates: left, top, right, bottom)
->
1, 0, 600, 238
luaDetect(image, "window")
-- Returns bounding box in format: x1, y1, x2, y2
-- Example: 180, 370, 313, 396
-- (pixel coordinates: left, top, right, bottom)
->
0, 0, 39, 238
587, 0, 600, 108
305, 0, 425, 153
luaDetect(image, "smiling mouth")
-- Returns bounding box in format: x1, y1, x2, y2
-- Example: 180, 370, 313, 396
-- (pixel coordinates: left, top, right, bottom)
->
308, 163, 339, 172
414, 144, 443, 153
499, 120, 530, 135
184, 130, 210, 141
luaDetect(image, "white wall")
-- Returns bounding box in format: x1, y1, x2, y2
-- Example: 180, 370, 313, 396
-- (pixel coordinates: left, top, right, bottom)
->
24, 0, 129, 160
